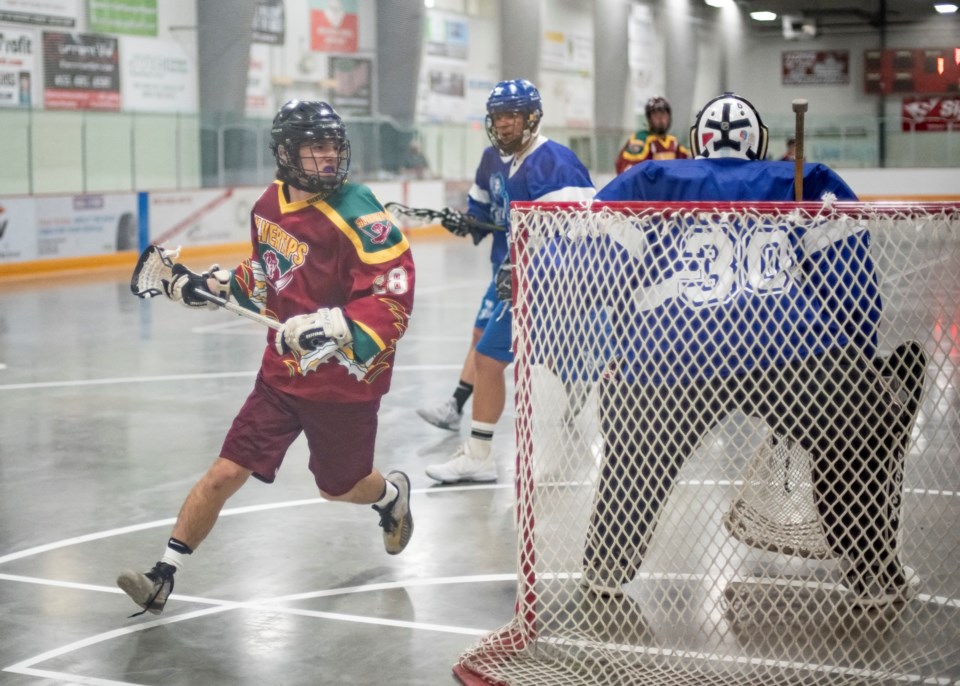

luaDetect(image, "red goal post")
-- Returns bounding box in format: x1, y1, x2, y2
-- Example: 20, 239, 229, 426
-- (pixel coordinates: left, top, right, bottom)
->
454, 200, 960, 686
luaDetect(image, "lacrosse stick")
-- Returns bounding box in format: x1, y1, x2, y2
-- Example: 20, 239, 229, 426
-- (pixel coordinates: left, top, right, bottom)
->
131, 245, 280, 329
385, 202, 504, 234
130, 245, 332, 353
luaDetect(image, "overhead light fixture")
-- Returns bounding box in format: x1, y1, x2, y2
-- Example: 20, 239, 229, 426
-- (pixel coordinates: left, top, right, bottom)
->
704, 0, 732, 8
934, 3, 958, 13
750, 11, 777, 21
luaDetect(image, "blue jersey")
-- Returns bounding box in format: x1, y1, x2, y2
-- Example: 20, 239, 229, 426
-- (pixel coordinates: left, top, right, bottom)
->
597, 158, 856, 203
467, 135, 595, 267
545, 159, 880, 385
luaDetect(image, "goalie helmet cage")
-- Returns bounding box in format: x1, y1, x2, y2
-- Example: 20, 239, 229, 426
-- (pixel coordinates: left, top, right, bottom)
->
453, 201, 960, 686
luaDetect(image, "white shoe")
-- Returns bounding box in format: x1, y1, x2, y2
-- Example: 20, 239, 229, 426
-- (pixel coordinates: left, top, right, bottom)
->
416, 398, 462, 431
425, 443, 497, 483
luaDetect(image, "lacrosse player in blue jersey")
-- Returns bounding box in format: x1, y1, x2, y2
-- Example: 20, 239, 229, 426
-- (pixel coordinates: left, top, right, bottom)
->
578, 93, 925, 609
423, 79, 595, 483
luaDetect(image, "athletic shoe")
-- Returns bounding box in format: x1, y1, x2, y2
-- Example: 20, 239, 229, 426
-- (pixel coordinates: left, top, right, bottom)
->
116, 561, 176, 616
416, 398, 462, 431
425, 443, 497, 483
839, 562, 918, 609
373, 471, 414, 555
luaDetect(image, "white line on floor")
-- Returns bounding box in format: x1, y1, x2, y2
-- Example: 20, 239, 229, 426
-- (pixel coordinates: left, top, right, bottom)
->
0, 364, 464, 391
0, 484, 507, 566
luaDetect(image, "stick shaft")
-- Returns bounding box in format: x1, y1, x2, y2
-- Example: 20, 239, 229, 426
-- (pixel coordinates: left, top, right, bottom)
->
793, 105, 806, 201
195, 290, 281, 330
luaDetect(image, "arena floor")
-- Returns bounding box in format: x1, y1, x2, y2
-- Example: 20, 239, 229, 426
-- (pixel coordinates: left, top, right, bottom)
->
1, 229, 958, 686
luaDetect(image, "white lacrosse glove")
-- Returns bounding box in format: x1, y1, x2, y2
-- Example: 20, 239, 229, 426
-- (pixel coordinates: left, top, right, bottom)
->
275, 307, 353, 356
163, 263, 232, 310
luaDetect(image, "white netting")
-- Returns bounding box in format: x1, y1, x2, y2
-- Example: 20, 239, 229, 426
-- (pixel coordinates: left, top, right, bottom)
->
456, 201, 960, 686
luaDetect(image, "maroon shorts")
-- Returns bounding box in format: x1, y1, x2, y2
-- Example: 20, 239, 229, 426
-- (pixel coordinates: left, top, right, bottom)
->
220, 373, 381, 496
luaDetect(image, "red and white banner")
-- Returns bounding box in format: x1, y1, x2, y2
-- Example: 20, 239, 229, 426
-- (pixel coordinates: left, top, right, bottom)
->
310, 0, 357, 53
902, 96, 960, 132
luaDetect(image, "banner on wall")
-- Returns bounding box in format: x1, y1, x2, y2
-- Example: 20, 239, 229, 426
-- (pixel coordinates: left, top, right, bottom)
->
542, 30, 592, 73
42, 32, 120, 110
0, 27, 36, 108
309, 0, 358, 53
424, 15, 467, 60
0, 197, 38, 263
35, 193, 139, 258
781, 50, 849, 85
330, 56, 370, 115
149, 188, 263, 248
89, 0, 157, 37
902, 96, 960, 132
0, 0, 76, 27
252, 0, 284, 45
628, 3, 664, 117
245, 43, 273, 117
120, 36, 196, 113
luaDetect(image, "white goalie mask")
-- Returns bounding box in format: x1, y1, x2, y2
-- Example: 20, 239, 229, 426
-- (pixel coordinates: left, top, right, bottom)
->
689, 92, 769, 161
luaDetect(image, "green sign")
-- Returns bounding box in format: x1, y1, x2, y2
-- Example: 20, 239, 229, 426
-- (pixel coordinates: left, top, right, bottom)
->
89, 0, 157, 37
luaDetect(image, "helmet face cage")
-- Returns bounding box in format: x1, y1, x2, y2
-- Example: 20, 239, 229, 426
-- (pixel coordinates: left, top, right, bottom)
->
485, 79, 543, 155
689, 92, 769, 161
270, 100, 351, 194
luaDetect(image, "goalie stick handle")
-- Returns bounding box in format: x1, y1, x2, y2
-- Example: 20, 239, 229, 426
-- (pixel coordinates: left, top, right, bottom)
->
194, 290, 281, 331
792, 98, 808, 202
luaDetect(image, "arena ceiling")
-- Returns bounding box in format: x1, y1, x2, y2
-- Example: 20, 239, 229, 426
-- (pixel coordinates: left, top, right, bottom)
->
736, 0, 958, 31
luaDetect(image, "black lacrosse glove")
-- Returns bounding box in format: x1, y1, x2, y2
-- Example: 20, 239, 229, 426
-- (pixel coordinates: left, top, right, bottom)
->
494, 256, 513, 302
163, 263, 211, 309
440, 208, 471, 237
468, 226, 491, 246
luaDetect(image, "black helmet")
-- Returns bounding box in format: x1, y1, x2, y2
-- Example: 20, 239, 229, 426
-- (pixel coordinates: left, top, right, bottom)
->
645, 96, 671, 119
645, 96, 672, 134
270, 100, 350, 194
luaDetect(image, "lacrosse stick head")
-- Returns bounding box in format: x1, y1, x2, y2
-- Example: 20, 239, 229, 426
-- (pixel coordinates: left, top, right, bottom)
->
131, 245, 181, 298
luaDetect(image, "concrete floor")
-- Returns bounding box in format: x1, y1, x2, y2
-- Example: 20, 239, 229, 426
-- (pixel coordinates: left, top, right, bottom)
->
2, 229, 959, 686
0, 238, 519, 685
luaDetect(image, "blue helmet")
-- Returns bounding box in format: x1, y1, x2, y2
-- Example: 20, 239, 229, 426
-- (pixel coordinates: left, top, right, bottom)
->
485, 79, 543, 155
270, 100, 351, 194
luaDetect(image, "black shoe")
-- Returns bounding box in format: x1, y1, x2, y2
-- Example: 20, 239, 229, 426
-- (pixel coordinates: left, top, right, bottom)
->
373, 471, 414, 555
116, 561, 176, 616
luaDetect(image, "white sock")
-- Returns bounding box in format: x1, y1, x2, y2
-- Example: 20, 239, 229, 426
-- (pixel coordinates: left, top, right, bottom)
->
160, 537, 192, 573
373, 479, 399, 509
468, 420, 496, 461
160, 549, 189, 573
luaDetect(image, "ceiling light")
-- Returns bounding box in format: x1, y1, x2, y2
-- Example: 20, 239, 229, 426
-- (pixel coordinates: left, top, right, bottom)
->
750, 11, 777, 20
934, 3, 958, 13
704, 0, 732, 8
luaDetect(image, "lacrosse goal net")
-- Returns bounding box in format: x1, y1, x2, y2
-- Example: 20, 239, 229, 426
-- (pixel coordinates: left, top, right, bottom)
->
454, 201, 960, 686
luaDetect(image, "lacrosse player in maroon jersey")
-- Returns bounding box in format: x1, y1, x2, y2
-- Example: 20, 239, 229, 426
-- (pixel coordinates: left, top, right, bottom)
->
117, 100, 415, 616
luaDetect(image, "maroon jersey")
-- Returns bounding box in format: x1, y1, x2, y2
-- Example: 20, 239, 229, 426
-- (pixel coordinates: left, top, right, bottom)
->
615, 131, 690, 175
230, 180, 414, 403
